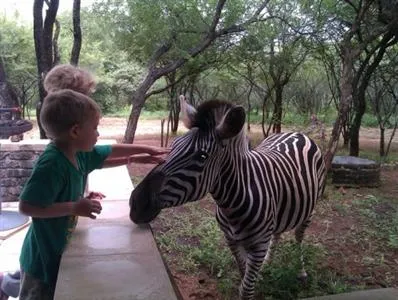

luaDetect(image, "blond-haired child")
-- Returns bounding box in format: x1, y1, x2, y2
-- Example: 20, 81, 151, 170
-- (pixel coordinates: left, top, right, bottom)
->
44, 64, 96, 95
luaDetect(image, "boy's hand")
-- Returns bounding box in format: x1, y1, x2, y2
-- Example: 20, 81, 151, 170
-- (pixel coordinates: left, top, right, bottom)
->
73, 197, 102, 219
130, 154, 166, 164
87, 191, 106, 200
145, 146, 170, 156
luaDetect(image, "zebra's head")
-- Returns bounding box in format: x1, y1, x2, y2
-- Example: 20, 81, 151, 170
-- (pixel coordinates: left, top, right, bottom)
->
129, 96, 246, 224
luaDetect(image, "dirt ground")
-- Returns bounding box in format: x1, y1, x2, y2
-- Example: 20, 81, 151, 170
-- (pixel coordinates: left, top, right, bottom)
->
22, 117, 398, 299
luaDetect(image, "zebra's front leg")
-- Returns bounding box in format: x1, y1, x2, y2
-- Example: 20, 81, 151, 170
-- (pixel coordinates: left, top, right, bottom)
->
264, 233, 281, 263
239, 244, 269, 300
227, 240, 247, 278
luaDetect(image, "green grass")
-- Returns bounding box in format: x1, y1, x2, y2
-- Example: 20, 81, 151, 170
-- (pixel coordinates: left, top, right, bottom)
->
256, 242, 353, 300
351, 194, 398, 250
152, 198, 237, 275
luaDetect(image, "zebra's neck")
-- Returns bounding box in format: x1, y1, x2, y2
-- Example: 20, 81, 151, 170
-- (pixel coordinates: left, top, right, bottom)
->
210, 132, 257, 207
227, 132, 250, 152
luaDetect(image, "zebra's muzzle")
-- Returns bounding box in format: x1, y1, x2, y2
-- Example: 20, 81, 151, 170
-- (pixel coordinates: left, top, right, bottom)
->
129, 169, 164, 224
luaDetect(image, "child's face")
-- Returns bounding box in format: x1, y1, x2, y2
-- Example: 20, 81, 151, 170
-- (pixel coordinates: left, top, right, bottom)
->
74, 113, 100, 151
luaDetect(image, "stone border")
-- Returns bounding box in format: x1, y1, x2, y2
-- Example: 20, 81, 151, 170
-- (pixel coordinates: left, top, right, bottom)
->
0, 140, 47, 203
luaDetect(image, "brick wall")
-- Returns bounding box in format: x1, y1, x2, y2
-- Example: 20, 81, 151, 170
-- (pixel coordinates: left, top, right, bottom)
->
0, 141, 48, 203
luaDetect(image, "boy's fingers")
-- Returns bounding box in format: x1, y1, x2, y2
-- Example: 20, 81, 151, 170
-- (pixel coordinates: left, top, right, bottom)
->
91, 201, 102, 210
92, 192, 105, 197
91, 207, 102, 214
88, 192, 106, 200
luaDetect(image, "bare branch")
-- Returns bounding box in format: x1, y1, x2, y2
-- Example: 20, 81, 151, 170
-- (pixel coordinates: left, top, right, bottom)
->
344, 0, 359, 12
209, 0, 227, 33
42, 0, 59, 69
53, 19, 61, 65
156, 1, 272, 78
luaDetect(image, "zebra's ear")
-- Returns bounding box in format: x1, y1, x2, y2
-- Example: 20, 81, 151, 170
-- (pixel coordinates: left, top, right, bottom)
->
179, 95, 197, 129
216, 106, 246, 140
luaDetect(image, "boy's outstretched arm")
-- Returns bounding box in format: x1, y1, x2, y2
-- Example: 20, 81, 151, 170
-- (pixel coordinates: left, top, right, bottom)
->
19, 196, 102, 219
106, 144, 169, 160
102, 154, 165, 168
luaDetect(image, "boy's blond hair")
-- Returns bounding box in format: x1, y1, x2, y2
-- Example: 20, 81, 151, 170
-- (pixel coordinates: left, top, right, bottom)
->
40, 89, 101, 140
44, 64, 96, 95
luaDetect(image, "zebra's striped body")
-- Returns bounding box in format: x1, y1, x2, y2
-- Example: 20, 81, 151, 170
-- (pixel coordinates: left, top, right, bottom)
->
215, 132, 325, 242
129, 99, 326, 300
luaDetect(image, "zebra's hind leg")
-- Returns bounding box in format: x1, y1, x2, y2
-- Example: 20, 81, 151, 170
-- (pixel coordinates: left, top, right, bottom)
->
295, 219, 311, 281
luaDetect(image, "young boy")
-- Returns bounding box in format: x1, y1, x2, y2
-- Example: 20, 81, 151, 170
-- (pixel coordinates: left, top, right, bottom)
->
18, 89, 167, 300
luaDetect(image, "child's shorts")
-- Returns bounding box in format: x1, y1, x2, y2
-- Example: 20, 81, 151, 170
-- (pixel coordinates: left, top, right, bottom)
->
19, 272, 55, 300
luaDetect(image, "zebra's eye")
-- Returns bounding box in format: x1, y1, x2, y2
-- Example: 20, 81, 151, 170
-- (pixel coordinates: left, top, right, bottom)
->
195, 150, 209, 162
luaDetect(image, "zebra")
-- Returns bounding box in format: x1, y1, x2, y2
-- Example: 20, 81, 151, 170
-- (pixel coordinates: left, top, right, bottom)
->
130, 96, 327, 300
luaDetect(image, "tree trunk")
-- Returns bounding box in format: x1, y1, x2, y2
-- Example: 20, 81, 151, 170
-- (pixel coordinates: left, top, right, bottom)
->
379, 126, 385, 157
247, 84, 253, 132
349, 32, 394, 156
171, 100, 179, 133
53, 19, 61, 65
123, 72, 157, 143
385, 120, 397, 158
166, 71, 179, 134
261, 96, 267, 138
33, 0, 46, 139
324, 44, 357, 170
124, 100, 144, 144
0, 59, 21, 138
272, 85, 283, 133
349, 89, 366, 156
70, 0, 82, 65
0, 60, 18, 108
33, 0, 59, 138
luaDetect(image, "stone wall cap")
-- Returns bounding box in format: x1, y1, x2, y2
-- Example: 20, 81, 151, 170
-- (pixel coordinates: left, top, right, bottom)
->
332, 155, 380, 169
0, 139, 117, 151
0, 139, 50, 151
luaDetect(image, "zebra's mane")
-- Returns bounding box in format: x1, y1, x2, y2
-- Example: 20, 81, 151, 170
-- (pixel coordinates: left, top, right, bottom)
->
192, 100, 233, 132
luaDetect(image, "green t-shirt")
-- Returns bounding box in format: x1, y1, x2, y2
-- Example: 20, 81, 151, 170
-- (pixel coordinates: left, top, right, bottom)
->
19, 143, 112, 286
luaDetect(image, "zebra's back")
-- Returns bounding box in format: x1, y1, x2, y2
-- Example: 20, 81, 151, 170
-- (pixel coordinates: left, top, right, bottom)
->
254, 132, 326, 234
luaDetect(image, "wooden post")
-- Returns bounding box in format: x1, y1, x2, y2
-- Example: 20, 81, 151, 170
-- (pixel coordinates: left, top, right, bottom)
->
160, 119, 165, 147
